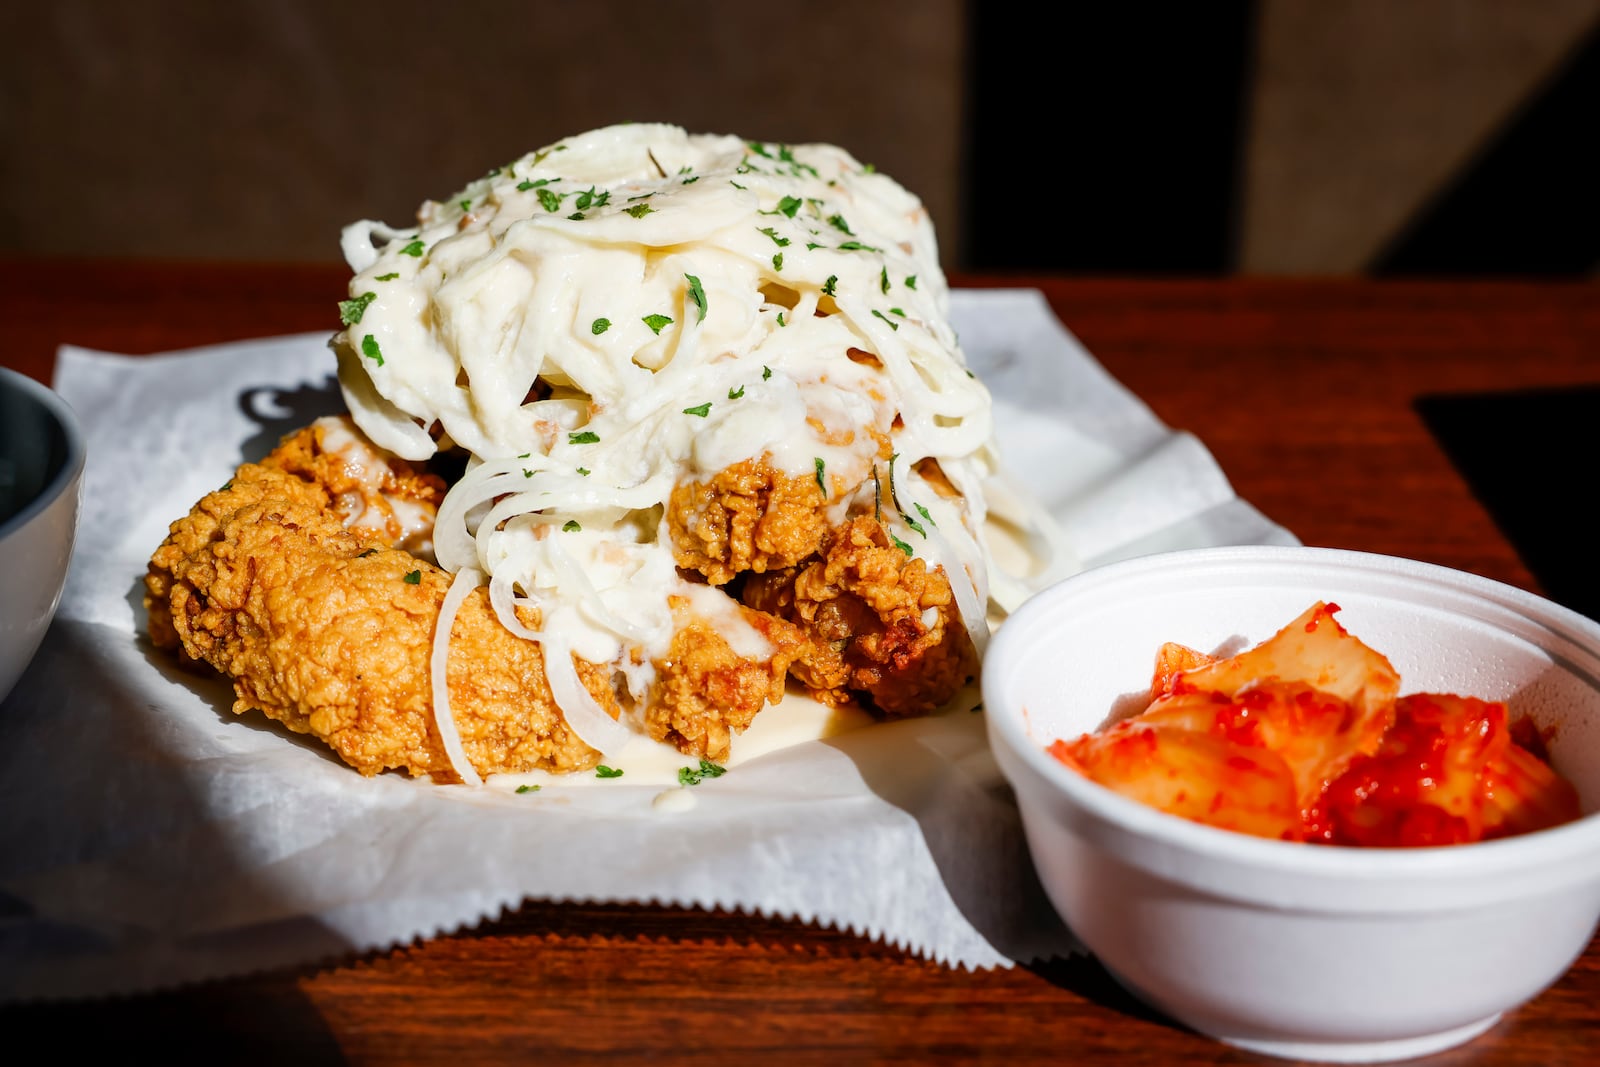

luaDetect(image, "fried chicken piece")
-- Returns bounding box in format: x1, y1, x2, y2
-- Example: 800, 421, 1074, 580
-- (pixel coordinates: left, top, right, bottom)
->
646, 597, 808, 761
667, 456, 834, 585
145, 438, 609, 781
741, 516, 977, 718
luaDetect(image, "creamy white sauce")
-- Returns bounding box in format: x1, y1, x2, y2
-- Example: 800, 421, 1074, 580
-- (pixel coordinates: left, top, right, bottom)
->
332, 124, 1002, 774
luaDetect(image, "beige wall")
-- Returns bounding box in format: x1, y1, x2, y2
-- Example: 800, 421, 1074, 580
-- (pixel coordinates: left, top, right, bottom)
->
0, 1, 967, 267
4, 2, 1596, 274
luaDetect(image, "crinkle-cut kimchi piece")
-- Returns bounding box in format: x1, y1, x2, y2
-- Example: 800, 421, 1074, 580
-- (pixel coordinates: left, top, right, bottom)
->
1051, 722, 1304, 842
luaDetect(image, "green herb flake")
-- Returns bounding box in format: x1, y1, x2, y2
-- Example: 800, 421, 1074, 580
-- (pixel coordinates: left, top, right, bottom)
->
805, 241, 823, 250
914, 502, 936, 527
728, 384, 745, 400
220, 480, 234, 492
595, 765, 624, 779
837, 240, 880, 252
360, 334, 385, 366
625, 202, 655, 219
517, 177, 557, 191
642, 313, 673, 335
523, 469, 534, 478
880, 267, 890, 294
537, 188, 563, 212
902, 510, 926, 537
375, 272, 399, 281
677, 757, 727, 786
777, 195, 802, 218
872, 309, 900, 331
772, 252, 784, 272
889, 533, 914, 557
562, 520, 581, 532
459, 199, 472, 212
814, 457, 827, 495
776, 311, 786, 327
681, 175, 699, 184
762, 365, 772, 379
822, 275, 838, 297
591, 317, 611, 335
757, 226, 791, 247
400, 239, 425, 257
683, 402, 712, 417
515, 784, 541, 794
403, 569, 422, 584
729, 179, 746, 190
890, 307, 905, 317
905, 275, 918, 290
339, 292, 377, 325
685, 274, 707, 322
576, 467, 590, 476
827, 214, 853, 235
567, 212, 586, 221
568, 430, 600, 444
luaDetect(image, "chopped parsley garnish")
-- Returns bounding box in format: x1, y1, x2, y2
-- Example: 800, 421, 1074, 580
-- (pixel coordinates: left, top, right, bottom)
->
686, 274, 707, 322
523, 469, 534, 478
576, 467, 590, 476
729, 179, 746, 190
822, 275, 838, 296
728, 384, 745, 400
537, 188, 563, 212
360, 334, 385, 366
567, 212, 586, 221
595, 765, 624, 779
872, 309, 899, 331
757, 226, 790, 247
889, 533, 914, 557
889, 307, 905, 316
681, 175, 699, 184
902, 510, 926, 537
914, 502, 936, 527
399, 239, 425, 257
772, 252, 784, 272
642, 313, 673, 335
776, 311, 786, 327
339, 292, 376, 325
574, 186, 606, 210
403, 569, 422, 584
459, 199, 472, 212
683, 402, 711, 417
814, 457, 827, 494
827, 214, 853, 235
515, 784, 541, 794
624, 202, 655, 218
777, 195, 802, 218
762, 365, 772, 379
591, 317, 611, 335
745, 141, 773, 159
562, 520, 581, 532
568, 430, 600, 444
880, 267, 890, 294
518, 452, 532, 458
905, 275, 918, 290
837, 241, 880, 252
805, 242, 823, 250
375, 272, 399, 281
517, 177, 557, 191
677, 758, 727, 786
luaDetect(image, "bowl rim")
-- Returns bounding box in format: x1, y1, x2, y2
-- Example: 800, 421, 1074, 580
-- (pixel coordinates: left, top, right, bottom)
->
0, 365, 86, 544
984, 544, 1600, 881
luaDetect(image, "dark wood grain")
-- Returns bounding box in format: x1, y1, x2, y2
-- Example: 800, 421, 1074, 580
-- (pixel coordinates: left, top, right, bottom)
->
4, 261, 1599, 1065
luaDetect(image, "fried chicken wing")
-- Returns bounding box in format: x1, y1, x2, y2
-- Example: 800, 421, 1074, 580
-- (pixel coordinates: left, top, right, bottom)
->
667, 456, 834, 585
740, 516, 977, 718
146, 435, 610, 781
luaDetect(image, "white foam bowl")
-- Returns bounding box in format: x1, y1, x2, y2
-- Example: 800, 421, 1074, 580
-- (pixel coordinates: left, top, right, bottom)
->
0, 367, 85, 705
984, 545, 1600, 1063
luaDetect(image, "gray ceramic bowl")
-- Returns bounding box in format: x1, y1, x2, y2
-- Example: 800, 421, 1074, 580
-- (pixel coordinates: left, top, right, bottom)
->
0, 366, 85, 704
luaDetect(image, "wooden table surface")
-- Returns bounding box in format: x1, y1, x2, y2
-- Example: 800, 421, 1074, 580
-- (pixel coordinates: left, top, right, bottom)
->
3, 261, 1598, 1065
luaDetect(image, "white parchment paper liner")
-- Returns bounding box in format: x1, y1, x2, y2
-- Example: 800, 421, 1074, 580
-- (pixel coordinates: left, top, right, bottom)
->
0, 289, 1295, 1000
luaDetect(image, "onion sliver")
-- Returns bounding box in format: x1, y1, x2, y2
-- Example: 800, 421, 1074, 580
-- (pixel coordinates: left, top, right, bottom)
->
430, 567, 485, 786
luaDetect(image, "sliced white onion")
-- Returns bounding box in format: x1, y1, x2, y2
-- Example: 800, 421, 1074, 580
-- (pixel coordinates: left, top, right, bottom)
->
430, 567, 485, 786
539, 628, 632, 755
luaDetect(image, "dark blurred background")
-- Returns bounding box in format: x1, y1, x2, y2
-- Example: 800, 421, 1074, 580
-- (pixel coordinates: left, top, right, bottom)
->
2, 0, 1595, 276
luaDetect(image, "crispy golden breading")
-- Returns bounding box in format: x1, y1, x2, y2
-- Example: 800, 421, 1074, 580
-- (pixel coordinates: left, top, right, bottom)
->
666, 457, 833, 585
646, 598, 807, 761
146, 448, 608, 781
741, 517, 977, 718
